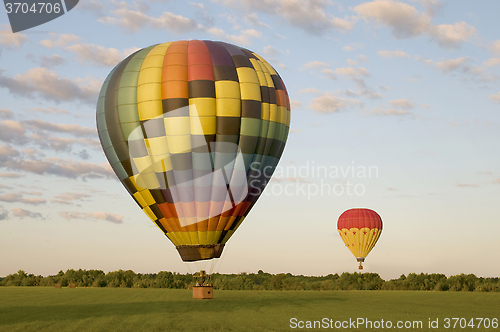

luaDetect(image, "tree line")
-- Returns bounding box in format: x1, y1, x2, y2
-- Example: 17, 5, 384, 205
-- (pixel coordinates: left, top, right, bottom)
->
1, 270, 498, 292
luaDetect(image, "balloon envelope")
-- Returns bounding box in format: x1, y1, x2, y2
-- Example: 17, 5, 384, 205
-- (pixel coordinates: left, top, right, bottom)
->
96, 40, 290, 262
337, 208, 382, 267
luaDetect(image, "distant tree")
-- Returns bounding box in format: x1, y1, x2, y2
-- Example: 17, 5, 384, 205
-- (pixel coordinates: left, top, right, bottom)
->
271, 274, 285, 290
1, 269, 498, 292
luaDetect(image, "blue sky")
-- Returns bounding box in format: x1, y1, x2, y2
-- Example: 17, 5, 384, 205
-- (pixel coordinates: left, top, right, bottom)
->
0, 0, 499, 280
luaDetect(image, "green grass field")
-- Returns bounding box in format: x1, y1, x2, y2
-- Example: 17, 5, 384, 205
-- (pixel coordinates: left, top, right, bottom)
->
1, 287, 498, 331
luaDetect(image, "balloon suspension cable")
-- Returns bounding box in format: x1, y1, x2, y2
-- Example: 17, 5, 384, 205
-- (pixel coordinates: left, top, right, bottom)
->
184, 262, 193, 275
209, 258, 217, 275
214, 247, 227, 274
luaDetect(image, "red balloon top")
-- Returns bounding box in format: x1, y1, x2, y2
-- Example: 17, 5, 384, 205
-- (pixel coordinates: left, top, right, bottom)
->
337, 208, 382, 230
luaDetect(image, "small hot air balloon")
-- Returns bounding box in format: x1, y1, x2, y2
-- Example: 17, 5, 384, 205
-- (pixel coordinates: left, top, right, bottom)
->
337, 208, 382, 269
96, 40, 290, 263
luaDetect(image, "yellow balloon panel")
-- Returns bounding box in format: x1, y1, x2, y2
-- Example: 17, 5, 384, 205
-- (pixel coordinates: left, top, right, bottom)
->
338, 227, 381, 259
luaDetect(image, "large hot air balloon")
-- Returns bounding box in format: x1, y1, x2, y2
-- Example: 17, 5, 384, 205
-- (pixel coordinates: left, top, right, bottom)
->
337, 208, 382, 269
96, 40, 290, 263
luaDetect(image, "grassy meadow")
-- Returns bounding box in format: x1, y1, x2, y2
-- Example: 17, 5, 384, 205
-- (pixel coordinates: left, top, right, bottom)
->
1, 287, 498, 331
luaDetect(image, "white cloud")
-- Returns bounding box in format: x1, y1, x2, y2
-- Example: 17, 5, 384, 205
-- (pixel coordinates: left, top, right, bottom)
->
483, 58, 500, 67
491, 40, 500, 56
59, 211, 124, 224
388, 99, 415, 109
370, 107, 412, 116
0, 109, 13, 119
321, 69, 337, 80
39, 33, 81, 48
0, 144, 20, 161
337, 89, 382, 99
489, 92, 500, 103
0, 120, 28, 144
455, 182, 480, 188
260, 45, 286, 69
190, 2, 205, 9
11, 208, 43, 219
430, 22, 476, 49
308, 92, 362, 113
298, 87, 322, 95
206, 27, 225, 37
30, 134, 101, 152
0, 68, 100, 104
354, 0, 431, 39
99, 5, 197, 34
25, 119, 96, 137
78, 149, 90, 160
76, 0, 105, 17
22, 148, 45, 159
0, 192, 46, 205
333, 66, 370, 89
412, 0, 443, 16
340, 88, 382, 100
227, 29, 262, 45
262, 45, 280, 58
277, 0, 354, 34
0, 119, 99, 152
0, 137, 116, 179
342, 43, 364, 51
290, 99, 302, 109
51, 192, 92, 205
334, 67, 370, 77
214, 0, 353, 35
39, 55, 65, 68
0, 172, 25, 178
303, 61, 329, 69
65, 43, 130, 67
415, 55, 498, 82
26, 107, 70, 115
413, 55, 433, 65
347, 55, 368, 65
0, 28, 28, 49
370, 98, 417, 117
354, 0, 475, 48
0, 207, 7, 220
0, 153, 114, 179
378, 50, 409, 58
434, 57, 469, 73
244, 13, 271, 28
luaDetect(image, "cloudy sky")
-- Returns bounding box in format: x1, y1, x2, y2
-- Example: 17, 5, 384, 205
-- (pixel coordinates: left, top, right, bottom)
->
0, 0, 499, 280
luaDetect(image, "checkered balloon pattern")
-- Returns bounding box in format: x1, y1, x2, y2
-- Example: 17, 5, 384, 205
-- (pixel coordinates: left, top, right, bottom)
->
97, 40, 290, 261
